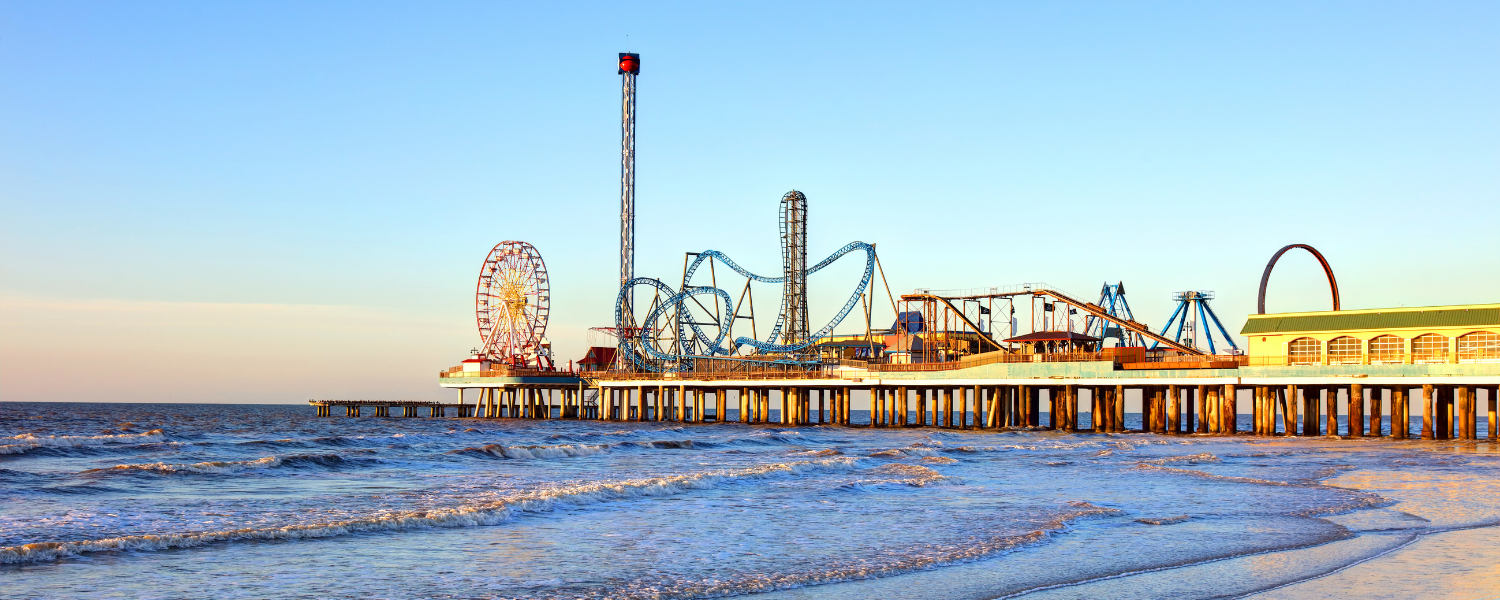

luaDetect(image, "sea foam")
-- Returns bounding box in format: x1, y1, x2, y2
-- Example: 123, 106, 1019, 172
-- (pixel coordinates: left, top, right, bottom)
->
0, 430, 166, 455
0, 456, 861, 564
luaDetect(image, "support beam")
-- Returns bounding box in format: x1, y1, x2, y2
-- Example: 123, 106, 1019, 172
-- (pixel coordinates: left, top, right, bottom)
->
1392, 387, 1408, 439
1167, 385, 1180, 434
972, 385, 983, 430
1349, 384, 1365, 437
1434, 385, 1445, 439
1282, 385, 1296, 436
1489, 387, 1498, 442
959, 387, 970, 430
1113, 385, 1125, 433
1422, 384, 1434, 439
1223, 384, 1237, 434
1301, 386, 1317, 436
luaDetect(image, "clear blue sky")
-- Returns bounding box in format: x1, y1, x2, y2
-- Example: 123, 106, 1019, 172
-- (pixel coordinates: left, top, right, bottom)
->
2, 2, 1496, 402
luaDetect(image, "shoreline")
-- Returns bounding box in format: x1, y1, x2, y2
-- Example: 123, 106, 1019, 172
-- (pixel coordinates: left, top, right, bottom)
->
755, 437, 1500, 600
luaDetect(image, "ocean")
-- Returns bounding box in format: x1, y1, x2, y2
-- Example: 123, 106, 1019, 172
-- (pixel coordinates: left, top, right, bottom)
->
3, 402, 1498, 599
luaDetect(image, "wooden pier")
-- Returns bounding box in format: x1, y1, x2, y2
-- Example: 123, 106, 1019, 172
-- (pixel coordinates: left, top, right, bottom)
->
309, 400, 473, 418
577, 379, 1497, 441
317, 378, 1498, 442
299, 303, 1500, 442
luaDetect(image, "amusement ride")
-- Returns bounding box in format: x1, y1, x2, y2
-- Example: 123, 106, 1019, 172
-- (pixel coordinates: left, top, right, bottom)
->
475, 240, 553, 369
611, 191, 880, 372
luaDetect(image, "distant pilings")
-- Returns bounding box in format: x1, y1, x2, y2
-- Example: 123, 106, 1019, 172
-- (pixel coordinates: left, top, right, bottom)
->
316, 381, 1496, 440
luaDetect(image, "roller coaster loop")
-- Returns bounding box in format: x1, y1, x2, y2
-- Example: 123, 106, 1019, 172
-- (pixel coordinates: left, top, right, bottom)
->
615, 241, 876, 372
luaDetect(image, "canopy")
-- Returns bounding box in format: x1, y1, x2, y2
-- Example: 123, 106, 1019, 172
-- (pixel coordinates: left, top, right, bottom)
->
1003, 331, 1101, 343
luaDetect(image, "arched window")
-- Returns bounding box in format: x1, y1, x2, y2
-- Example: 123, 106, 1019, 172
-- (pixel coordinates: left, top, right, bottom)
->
1328, 336, 1362, 365
1368, 335, 1404, 364
1458, 331, 1500, 363
1412, 334, 1449, 363
1288, 337, 1322, 365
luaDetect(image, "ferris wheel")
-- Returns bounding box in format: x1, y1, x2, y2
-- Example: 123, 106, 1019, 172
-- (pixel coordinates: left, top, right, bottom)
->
475, 241, 550, 368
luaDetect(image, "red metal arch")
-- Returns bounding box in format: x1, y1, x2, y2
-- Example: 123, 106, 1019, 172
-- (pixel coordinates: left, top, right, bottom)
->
1257, 244, 1340, 314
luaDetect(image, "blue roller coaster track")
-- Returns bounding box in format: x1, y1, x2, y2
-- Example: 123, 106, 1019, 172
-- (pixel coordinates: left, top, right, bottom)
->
615, 241, 876, 372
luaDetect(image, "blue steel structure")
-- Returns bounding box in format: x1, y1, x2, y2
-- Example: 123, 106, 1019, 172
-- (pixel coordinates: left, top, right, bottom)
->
614, 242, 875, 372
1084, 282, 1146, 347
1151, 291, 1240, 354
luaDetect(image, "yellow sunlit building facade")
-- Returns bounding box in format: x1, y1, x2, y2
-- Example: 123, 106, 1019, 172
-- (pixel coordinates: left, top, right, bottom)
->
1241, 303, 1500, 366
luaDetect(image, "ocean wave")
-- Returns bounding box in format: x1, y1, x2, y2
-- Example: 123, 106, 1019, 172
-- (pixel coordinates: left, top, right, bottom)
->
83, 453, 377, 476
737, 430, 822, 446
1136, 463, 1292, 486
1136, 515, 1191, 525
589, 500, 1123, 599
387, 432, 471, 443
0, 468, 56, 484
635, 440, 706, 450
235, 439, 309, 448
87, 456, 284, 475
868, 445, 940, 459
34, 483, 122, 496
1310, 464, 1357, 481
1139, 452, 1220, 466
547, 428, 681, 441
948, 446, 987, 453
0, 469, 124, 495
0, 456, 862, 564
281, 453, 380, 468
448, 444, 508, 459
0, 468, 123, 495
718, 436, 780, 447
835, 481, 877, 493
0, 430, 166, 455
902, 439, 1108, 454
307, 436, 363, 447
1291, 491, 1392, 517
449, 443, 609, 460
1136, 464, 1392, 515
320, 432, 467, 445
865, 463, 950, 486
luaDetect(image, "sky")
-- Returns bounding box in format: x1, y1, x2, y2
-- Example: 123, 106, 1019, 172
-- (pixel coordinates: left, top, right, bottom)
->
1, 1, 1497, 403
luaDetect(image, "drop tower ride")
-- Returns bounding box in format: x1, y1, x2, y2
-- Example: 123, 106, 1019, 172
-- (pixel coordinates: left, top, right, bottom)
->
618, 52, 640, 321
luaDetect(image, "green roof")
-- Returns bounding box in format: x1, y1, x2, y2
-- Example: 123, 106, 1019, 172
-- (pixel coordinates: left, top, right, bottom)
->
1241, 307, 1500, 335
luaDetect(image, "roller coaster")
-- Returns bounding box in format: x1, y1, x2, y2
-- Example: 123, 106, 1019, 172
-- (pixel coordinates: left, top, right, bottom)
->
613, 191, 879, 372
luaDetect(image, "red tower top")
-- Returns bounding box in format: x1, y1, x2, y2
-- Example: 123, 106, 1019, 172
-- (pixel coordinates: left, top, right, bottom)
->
618, 53, 640, 75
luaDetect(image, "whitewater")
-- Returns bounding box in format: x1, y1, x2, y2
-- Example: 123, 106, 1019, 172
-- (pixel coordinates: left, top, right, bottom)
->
3, 402, 1498, 600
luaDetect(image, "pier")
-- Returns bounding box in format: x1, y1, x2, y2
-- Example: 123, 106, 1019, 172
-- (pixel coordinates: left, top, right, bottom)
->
393, 299, 1500, 442
309, 400, 471, 418
310, 299, 1500, 443
305, 54, 1500, 445
317, 373, 1500, 443
419, 352, 1499, 442
311, 59, 1500, 443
